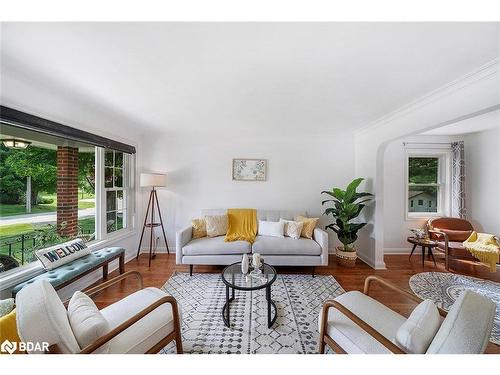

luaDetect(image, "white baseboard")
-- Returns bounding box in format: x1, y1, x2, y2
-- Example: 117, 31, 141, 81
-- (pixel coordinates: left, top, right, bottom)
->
140, 246, 171, 254
384, 247, 413, 255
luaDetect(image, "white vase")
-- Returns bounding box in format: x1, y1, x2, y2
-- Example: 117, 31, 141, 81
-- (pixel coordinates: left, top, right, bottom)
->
241, 254, 249, 274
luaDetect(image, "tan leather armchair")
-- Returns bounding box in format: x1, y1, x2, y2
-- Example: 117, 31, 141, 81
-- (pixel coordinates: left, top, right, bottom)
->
427, 217, 475, 270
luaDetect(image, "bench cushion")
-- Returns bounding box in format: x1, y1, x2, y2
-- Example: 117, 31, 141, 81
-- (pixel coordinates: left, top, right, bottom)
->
182, 236, 251, 256
12, 247, 125, 295
252, 236, 321, 255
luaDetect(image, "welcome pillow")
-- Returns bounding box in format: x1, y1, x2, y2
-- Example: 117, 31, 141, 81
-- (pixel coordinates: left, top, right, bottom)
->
35, 238, 91, 270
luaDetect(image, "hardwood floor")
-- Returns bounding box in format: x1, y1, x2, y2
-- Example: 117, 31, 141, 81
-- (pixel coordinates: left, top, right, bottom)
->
93, 252, 500, 354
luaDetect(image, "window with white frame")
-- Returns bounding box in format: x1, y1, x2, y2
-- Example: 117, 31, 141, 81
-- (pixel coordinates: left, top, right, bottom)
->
0, 107, 136, 277
406, 149, 451, 218
104, 149, 130, 233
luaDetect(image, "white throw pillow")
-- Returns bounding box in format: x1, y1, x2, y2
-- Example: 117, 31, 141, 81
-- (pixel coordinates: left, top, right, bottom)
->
258, 220, 284, 237
68, 291, 110, 353
395, 299, 441, 354
279, 219, 304, 239
35, 238, 91, 270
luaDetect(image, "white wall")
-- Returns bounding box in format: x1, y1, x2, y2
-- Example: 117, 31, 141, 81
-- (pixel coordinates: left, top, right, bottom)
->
354, 59, 500, 268
140, 131, 356, 252
382, 135, 464, 253
465, 127, 500, 236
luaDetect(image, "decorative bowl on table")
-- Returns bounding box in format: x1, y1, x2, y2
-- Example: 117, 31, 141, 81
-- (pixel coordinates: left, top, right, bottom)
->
410, 228, 427, 239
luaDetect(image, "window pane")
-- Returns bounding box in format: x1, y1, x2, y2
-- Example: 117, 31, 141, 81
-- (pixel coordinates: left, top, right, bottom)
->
114, 168, 123, 187
105, 150, 114, 167
409, 157, 438, 184
106, 211, 117, 233
114, 152, 123, 168
117, 211, 126, 230
117, 190, 125, 211
0, 135, 97, 274
105, 167, 114, 188
408, 186, 438, 213
106, 191, 116, 211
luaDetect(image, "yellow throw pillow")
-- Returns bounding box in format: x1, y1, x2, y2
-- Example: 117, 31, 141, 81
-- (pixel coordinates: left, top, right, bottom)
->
191, 218, 207, 239
295, 216, 319, 239
205, 214, 229, 238
0, 309, 23, 354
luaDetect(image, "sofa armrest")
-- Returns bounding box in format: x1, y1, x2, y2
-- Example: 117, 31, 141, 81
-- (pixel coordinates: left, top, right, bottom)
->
313, 227, 329, 265
176, 225, 193, 264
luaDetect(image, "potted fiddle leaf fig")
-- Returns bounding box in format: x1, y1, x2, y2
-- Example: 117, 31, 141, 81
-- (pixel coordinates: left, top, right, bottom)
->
321, 178, 374, 267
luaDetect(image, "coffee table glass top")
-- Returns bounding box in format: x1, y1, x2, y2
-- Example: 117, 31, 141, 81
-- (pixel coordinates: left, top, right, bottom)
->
221, 262, 277, 290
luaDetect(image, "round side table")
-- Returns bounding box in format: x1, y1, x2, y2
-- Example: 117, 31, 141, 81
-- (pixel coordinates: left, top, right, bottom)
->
407, 236, 438, 267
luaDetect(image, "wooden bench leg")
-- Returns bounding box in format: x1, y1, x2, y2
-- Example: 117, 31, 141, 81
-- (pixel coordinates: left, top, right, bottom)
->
103, 263, 109, 280
119, 253, 125, 274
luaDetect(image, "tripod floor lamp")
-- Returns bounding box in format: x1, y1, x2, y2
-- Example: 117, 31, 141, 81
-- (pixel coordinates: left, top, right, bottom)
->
136, 173, 169, 267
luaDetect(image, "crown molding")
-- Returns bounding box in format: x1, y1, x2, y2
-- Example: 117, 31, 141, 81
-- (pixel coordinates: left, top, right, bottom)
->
356, 57, 500, 137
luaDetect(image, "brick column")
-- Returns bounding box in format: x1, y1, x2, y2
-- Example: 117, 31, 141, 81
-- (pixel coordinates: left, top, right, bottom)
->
57, 146, 79, 237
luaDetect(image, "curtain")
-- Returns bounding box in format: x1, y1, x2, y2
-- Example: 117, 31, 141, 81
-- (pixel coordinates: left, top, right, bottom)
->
451, 141, 466, 218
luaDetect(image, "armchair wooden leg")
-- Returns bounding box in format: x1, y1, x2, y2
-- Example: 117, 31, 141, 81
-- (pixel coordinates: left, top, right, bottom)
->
175, 334, 184, 354
445, 246, 450, 271
319, 337, 326, 354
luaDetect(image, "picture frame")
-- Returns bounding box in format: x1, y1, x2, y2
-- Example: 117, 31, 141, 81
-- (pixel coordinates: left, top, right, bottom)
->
232, 158, 267, 181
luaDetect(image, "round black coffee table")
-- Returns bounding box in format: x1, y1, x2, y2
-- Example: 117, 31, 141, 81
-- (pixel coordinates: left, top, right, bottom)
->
221, 262, 278, 328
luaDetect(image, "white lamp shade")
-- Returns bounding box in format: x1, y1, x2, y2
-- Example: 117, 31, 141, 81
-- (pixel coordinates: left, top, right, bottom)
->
140, 173, 167, 187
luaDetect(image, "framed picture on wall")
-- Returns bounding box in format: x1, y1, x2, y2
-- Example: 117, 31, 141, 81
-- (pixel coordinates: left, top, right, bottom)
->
232, 159, 267, 181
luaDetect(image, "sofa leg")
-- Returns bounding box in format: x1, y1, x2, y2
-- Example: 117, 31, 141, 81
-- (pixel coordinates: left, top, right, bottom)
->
312, 266, 315, 278
189, 264, 193, 276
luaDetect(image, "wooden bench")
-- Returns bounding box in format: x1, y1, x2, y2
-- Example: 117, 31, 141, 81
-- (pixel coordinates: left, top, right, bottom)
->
12, 247, 125, 297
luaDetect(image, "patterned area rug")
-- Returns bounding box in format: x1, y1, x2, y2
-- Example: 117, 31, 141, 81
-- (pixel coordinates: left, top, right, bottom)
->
409, 272, 500, 345
160, 272, 344, 354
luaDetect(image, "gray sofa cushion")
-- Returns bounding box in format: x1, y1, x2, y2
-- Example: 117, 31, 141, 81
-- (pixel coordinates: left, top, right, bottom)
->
252, 236, 321, 256
182, 236, 251, 256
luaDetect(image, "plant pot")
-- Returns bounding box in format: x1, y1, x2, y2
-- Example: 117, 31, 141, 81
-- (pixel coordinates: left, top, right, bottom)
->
336, 246, 357, 267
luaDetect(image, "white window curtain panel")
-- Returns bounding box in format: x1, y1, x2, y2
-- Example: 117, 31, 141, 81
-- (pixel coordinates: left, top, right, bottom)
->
451, 141, 466, 218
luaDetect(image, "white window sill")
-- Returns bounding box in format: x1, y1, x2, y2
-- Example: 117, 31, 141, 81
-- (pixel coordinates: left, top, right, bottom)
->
406, 213, 444, 221
0, 229, 137, 292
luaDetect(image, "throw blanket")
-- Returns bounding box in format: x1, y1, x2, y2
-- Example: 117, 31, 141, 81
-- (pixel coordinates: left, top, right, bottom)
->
225, 208, 257, 244
463, 231, 500, 272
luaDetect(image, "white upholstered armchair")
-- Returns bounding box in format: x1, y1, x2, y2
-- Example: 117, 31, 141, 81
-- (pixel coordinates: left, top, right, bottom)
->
15, 271, 183, 354
319, 276, 495, 354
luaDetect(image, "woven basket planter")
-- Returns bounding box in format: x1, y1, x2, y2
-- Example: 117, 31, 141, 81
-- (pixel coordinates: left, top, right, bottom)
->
335, 247, 357, 267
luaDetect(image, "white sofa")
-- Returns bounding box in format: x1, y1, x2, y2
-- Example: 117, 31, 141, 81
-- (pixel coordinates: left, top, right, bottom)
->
176, 209, 329, 275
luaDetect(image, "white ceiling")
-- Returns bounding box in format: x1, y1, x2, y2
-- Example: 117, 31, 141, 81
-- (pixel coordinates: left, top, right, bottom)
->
1, 22, 499, 135
421, 109, 500, 135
